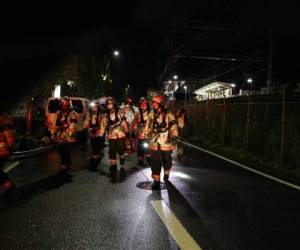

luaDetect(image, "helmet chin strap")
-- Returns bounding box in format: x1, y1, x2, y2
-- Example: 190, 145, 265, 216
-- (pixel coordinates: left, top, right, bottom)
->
155, 104, 163, 112
154, 108, 162, 114
108, 106, 115, 112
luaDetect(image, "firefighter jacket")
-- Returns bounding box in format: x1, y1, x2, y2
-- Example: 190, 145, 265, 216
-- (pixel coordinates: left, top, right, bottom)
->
83, 112, 105, 138
102, 109, 129, 140
145, 110, 178, 151
176, 109, 186, 129
51, 109, 78, 143
133, 110, 150, 140
124, 106, 138, 132
0, 114, 15, 157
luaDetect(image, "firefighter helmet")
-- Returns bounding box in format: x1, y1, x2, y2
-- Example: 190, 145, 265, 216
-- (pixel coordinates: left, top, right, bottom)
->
127, 98, 133, 106
98, 97, 107, 106
106, 97, 116, 109
90, 100, 100, 112
60, 97, 71, 110
139, 97, 147, 103
139, 97, 149, 110
151, 95, 165, 105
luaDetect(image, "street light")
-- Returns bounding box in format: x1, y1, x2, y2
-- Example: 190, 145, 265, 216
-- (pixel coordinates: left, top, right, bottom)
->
113, 50, 120, 57
247, 78, 253, 94
67, 80, 75, 87
184, 85, 187, 107
173, 75, 178, 80
231, 83, 236, 95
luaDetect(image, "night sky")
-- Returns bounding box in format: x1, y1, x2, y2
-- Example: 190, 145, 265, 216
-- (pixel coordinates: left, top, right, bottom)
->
1, 1, 300, 110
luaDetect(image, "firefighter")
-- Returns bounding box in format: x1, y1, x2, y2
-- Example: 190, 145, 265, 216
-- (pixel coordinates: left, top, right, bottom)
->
50, 97, 78, 173
176, 106, 186, 132
84, 101, 105, 172
133, 97, 151, 166
98, 97, 107, 114
145, 94, 178, 190
102, 97, 129, 182
175, 105, 186, 160
0, 113, 15, 195
124, 98, 137, 154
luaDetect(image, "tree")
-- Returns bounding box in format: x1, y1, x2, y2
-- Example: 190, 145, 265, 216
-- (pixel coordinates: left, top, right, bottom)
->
76, 53, 112, 99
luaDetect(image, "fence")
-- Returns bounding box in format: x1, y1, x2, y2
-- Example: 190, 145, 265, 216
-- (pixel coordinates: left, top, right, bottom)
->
185, 93, 300, 169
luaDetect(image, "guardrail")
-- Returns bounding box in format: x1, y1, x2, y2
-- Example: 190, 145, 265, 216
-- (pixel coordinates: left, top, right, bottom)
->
11, 145, 56, 160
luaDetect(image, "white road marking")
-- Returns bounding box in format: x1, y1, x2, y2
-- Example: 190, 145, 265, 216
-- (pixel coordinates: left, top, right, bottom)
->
179, 139, 300, 191
3, 161, 21, 173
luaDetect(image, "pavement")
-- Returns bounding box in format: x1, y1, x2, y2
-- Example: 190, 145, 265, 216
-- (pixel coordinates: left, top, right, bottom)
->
0, 141, 299, 250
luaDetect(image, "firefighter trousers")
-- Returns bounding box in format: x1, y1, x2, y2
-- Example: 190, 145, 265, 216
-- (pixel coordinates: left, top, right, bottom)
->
150, 150, 172, 180
91, 136, 105, 157
108, 138, 125, 161
57, 142, 72, 166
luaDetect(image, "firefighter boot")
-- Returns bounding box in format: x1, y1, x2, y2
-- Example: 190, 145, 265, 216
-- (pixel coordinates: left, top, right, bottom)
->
109, 165, 118, 183
119, 167, 127, 182
107, 165, 116, 177
88, 158, 97, 172
137, 157, 144, 166
2, 180, 16, 199
163, 174, 169, 182
152, 181, 160, 190
120, 156, 125, 166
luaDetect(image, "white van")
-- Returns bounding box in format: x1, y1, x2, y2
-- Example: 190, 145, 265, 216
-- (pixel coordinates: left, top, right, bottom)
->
45, 97, 90, 137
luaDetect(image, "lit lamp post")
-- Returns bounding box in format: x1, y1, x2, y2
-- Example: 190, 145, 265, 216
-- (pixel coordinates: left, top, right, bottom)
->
67, 80, 75, 96
113, 50, 120, 57
112, 50, 121, 97
184, 85, 187, 107
247, 78, 253, 95
231, 83, 236, 96
173, 75, 178, 80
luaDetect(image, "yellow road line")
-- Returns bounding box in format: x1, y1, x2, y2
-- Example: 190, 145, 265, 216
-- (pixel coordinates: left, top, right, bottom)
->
150, 200, 202, 250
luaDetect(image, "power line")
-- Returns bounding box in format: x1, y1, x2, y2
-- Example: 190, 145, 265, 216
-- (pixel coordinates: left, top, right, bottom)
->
175, 54, 267, 63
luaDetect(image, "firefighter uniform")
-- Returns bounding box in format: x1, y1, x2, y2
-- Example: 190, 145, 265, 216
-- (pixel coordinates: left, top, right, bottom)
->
175, 107, 186, 159
124, 98, 138, 154
50, 98, 78, 171
132, 97, 151, 166
84, 101, 105, 171
0, 113, 15, 192
176, 107, 186, 132
102, 97, 129, 181
145, 95, 178, 190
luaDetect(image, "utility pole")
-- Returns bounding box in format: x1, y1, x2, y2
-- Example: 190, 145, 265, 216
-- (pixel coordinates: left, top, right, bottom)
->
267, 28, 273, 94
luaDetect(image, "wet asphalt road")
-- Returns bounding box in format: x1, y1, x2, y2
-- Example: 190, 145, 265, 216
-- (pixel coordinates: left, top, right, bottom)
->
0, 142, 300, 250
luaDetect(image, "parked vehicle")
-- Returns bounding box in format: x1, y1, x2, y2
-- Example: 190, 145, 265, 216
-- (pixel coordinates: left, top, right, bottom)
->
45, 97, 90, 140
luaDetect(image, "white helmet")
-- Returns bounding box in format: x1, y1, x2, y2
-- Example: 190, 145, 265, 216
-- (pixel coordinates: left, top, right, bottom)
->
98, 97, 107, 106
